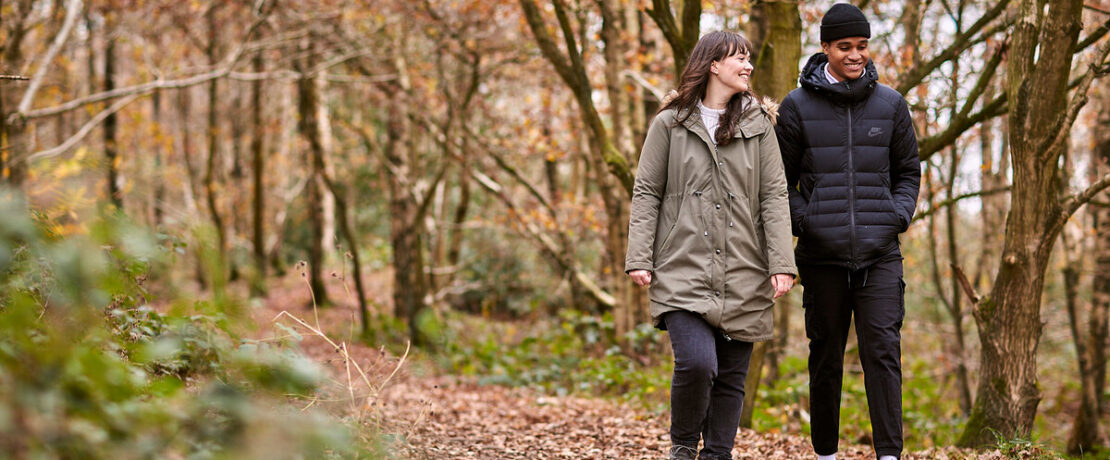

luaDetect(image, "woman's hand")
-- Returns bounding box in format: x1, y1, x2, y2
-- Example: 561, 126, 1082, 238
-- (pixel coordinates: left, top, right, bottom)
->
629, 270, 653, 287
771, 273, 795, 299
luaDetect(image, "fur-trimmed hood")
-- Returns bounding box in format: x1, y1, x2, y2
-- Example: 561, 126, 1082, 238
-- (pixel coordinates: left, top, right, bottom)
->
659, 90, 781, 125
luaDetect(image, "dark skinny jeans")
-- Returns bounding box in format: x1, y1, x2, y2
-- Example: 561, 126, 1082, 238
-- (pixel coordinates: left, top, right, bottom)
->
665, 310, 754, 460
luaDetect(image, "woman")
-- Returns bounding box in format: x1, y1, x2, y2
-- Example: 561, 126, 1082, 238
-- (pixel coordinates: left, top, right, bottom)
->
624, 31, 796, 460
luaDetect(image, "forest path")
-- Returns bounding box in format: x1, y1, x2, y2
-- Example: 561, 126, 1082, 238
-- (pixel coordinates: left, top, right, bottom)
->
248, 272, 999, 460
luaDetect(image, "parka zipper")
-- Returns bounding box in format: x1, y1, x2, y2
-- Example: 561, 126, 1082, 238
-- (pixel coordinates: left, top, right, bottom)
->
846, 105, 858, 270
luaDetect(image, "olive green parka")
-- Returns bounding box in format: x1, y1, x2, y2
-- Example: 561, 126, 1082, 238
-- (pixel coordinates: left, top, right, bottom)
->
625, 96, 797, 342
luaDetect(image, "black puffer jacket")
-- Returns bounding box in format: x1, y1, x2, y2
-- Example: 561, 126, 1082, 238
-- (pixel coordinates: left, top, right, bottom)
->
776, 53, 920, 269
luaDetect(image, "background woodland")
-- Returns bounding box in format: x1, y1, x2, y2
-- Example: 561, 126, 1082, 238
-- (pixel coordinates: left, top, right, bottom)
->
2, 0, 1110, 457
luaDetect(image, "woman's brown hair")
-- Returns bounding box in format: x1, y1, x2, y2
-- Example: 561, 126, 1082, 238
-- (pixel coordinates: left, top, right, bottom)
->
660, 31, 756, 147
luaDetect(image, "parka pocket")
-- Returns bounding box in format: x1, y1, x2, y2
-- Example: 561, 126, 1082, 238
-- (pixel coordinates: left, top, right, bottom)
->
655, 195, 684, 258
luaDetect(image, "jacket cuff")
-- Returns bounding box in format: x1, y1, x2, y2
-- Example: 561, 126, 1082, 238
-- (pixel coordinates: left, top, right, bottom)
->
898, 209, 911, 232
625, 262, 653, 274
769, 266, 798, 278
791, 214, 805, 236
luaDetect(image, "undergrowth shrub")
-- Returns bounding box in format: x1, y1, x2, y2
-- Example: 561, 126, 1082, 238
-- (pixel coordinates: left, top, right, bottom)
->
438, 309, 672, 411
0, 195, 372, 459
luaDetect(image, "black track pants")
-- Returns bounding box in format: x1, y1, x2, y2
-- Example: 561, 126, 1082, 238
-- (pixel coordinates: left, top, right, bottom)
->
800, 260, 905, 458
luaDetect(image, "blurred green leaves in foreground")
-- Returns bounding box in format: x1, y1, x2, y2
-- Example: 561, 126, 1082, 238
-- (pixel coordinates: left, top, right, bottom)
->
0, 192, 371, 459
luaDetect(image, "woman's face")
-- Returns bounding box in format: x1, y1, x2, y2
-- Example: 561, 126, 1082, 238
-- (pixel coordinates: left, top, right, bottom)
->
821, 37, 870, 81
711, 51, 753, 94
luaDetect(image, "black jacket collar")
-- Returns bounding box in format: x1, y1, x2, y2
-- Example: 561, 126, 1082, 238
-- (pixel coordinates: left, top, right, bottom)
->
798, 53, 878, 105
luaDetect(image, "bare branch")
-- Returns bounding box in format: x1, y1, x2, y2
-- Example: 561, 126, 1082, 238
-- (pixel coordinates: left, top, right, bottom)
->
470, 169, 616, 309
17, 0, 82, 114
229, 71, 397, 84
913, 186, 1013, 221
24, 94, 142, 162
1044, 36, 1110, 161
518, 0, 576, 87
621, 69, 665, 102
919, 94, 1008, 161
952, 263, 981, 305
1085, 3, 1110, 15
15, 7, 273, 122
895, 0, 1011, 95
1078, 17, 1110, 51
1062, 172, 1110, 219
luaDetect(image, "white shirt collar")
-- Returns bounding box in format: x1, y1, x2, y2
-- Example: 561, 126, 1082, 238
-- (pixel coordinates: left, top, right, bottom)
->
697, 100, 726, 115
823, 63, 841, 84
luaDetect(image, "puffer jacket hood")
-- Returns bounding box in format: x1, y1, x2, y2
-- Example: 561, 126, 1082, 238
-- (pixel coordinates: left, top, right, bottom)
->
798, 53, 879, 105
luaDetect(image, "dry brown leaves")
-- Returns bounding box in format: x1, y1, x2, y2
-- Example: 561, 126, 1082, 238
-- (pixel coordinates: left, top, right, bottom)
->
250, 273, 1008, 460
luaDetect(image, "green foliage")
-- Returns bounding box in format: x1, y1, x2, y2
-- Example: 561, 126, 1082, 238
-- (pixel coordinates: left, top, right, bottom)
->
0, 194, 371, 459
438, 309, 672, 411
744, 349, 971, 449
990, 432, 1066, 460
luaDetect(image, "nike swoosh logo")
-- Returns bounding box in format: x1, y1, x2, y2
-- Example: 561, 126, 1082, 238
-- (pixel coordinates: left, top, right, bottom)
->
868, 127, 883, 137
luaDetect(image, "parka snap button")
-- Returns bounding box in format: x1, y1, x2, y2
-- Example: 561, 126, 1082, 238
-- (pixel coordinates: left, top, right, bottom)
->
704, 231, 708, 236
729, 221, 734, 227
715, 249, 721, 254
718, 161, 723, 167
715, 291, 721, 296
695, 191, 702, 196
715, 204, 721, 209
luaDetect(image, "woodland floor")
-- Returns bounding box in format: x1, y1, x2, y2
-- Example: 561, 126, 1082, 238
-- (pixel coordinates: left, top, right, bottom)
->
246, 272, 1019, 460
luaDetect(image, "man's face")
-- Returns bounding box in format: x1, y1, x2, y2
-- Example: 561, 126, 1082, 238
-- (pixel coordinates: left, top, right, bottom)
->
821, 37, 869, 81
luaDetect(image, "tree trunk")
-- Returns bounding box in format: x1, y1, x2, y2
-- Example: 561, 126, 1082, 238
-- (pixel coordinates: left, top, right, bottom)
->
315, 113, 369, 334
740, 0, 801, 429
104, 37, 122, 210
384, 116, 430, 346
0, 1, 32, 186
645, 0, 700, 84
249, 52, 267, 297
943, 9, 972, 413
152, 89, 165, 227
958, 0, 1084, 446
204, 6, 229, 286
296, 52, 330, 308
1067, 82, 1110, 455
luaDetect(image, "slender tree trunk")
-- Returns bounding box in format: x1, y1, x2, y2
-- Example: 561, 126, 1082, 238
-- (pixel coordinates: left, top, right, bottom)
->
103, 37, 122, 209
315, 111, 368, 333
250, 53, 267, 297
152, 89, 165, 227
384, 116, 429, 345
1, 2, 32, 187
296, 50, 330, 308
943, 12, 972, 412
958, 0, 1084, 446
447, 157, 470, 271
741, 0, 801, 428
204, 6, 229, 286
267, 80, 297, 274
1067, 84, 1110, 455
378, 30, 431, 345
228, 87, 246, 283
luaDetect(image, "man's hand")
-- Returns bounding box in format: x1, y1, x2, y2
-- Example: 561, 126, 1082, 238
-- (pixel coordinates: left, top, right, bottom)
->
771, 273, 795, 299
629, 269, 652, 287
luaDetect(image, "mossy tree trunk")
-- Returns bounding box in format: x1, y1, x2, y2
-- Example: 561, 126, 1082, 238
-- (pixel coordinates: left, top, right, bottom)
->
958, 0, 1104, 446
740, 0, 801, 429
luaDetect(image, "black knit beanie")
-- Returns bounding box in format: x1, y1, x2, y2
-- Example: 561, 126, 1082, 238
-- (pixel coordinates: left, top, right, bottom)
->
820, 3, 871, 43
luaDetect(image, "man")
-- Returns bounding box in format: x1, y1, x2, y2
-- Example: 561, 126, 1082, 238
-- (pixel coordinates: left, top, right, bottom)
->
775, 3, 921, 460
